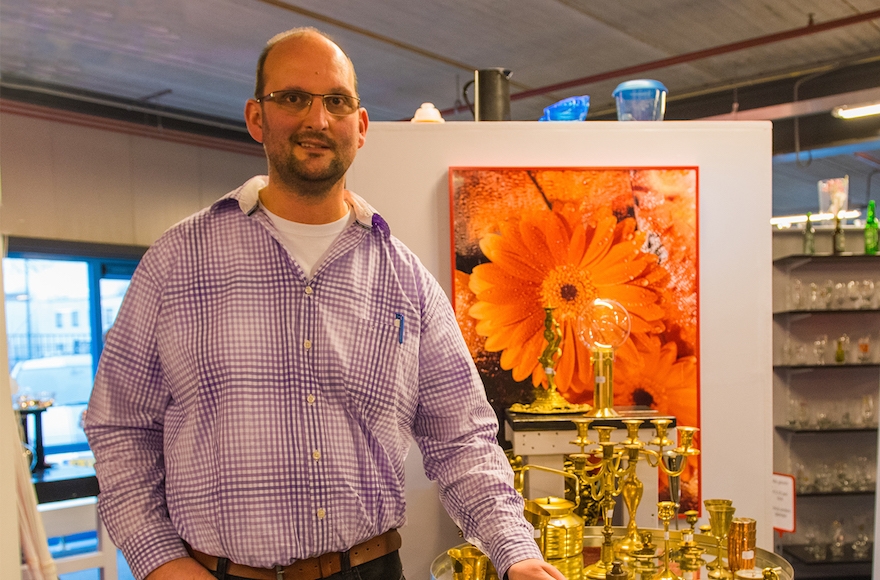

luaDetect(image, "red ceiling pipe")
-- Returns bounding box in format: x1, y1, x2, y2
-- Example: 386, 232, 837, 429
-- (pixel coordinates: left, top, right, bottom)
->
440, 9, 880, 116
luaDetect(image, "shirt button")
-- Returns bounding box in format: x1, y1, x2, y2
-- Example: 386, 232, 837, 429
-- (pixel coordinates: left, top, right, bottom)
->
305, 286, 314, 296
312, 450, 321, 461
307, 394, 316, 405
317, 508, 326, 520
303, 339, 312, 350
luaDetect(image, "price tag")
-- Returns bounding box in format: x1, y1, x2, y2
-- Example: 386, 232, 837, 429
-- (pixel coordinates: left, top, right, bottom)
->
771, 473, 795, 533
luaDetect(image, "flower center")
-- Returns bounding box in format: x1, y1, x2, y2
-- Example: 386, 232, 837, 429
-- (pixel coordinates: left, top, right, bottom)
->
540, 264, 596, 320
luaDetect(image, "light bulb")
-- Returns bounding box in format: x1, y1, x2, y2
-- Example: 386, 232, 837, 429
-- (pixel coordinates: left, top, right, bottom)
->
578, 298, 631, 350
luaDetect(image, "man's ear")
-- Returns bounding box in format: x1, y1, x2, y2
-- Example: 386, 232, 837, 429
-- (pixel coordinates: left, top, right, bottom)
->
244, 99, 264, 144
357, 107, 369, 149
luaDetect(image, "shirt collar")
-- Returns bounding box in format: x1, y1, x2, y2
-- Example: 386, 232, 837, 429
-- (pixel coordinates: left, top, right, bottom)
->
219, 175, 390, 237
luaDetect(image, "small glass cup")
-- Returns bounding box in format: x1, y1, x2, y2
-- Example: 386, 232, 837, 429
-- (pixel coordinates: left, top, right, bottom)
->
815, 465, 834, 492
820, 279, 834, 309
790, 279, 804, 309
858, 336, 871, 363
816, 411, 833, 430
860, 280, 875, 309
848, 280, 861, 309
813, 335, 828, 365
805, 528, 828, 560
829, 520, 845, 559
833, 282, 847, 309
862, 395, 876, 426
795, 462, 814, 493
808, 282, 820, 310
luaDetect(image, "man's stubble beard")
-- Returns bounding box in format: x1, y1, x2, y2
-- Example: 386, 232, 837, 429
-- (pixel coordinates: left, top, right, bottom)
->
265, 128, 355, 199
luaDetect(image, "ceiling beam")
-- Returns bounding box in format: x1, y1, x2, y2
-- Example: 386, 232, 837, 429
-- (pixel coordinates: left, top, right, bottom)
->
509, 8, 880, 101
702, 87, 880, 121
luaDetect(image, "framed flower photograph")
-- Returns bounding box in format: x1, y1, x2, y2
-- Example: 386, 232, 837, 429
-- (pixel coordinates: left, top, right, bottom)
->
449, 166, 700, 510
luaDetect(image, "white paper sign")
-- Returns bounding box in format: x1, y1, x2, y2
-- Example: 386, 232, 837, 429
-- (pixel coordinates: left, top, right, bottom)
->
772, 473, 795, 533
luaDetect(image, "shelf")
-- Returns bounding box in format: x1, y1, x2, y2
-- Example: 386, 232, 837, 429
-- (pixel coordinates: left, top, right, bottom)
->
773, 363, 880, 370
783, 543, 873, 565
796, 490, 875, 498
775, 425, 878, 434
774, 253, 880, 267
773, 308, 880, 316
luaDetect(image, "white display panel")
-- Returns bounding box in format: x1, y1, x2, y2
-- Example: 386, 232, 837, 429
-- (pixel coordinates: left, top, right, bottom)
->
347, 120, 774, 578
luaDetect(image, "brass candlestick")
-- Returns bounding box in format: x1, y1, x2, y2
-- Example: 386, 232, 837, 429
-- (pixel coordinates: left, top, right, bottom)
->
559, 417, 700, 577
510, 308, 591, 414
654, 501, 682, 580
579, 299, 631, 418
675, 510, 705, 571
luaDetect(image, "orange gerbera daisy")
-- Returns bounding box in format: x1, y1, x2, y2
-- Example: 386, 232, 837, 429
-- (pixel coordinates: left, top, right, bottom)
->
614, 334, 698, 428
468, 205, 668, 396
614, 334, 700, 510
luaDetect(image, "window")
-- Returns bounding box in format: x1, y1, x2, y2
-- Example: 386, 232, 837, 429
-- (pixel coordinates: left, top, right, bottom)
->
4, 238, 144, 454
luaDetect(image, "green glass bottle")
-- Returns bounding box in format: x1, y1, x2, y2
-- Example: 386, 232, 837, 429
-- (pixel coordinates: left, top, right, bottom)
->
865, 199, 878, 255
803, 212, 815, 255
833, 213, 846, 255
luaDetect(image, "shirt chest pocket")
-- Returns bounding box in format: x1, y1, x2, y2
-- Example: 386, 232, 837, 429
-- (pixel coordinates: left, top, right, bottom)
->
342, 315, 418, 421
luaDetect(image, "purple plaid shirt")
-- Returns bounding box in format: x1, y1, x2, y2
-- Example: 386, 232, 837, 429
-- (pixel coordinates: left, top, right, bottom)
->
85, 176, 541, 579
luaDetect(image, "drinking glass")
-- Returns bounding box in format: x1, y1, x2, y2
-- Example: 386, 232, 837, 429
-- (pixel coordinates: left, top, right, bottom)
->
796, 398, 810, 428
861, 279, 875, 309
705, 500, 735, 578
855, 456, 873, 491
861, 394, 875, 426
858, 336, 872, 363
829, 520, 845, 559
815, 465, 834, 492
808, 282, 820, 310
848, 280, 861, 309
794, 462, 814, 493
835, 461, 853, 492
813, 335, 827, 365
790, 279, 804, 309
833, 282, 847, 309
820, 279, 834, 309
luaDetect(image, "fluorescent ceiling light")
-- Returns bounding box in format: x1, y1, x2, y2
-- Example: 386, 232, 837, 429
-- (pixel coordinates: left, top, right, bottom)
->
771, 209, 861, 229
832, 102, 880, 119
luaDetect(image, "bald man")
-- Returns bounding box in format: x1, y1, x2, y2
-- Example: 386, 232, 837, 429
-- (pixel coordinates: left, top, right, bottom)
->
85, 28, 564, 580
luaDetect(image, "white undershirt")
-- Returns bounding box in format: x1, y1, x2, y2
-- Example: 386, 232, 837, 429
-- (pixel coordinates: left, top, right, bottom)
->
261, 203, 353, 278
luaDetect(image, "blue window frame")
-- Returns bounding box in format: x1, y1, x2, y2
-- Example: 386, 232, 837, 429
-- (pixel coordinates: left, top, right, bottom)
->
5, 237, 145, 455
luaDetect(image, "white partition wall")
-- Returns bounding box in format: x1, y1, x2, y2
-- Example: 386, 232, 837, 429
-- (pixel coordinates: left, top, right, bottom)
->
347, 120, 774, 579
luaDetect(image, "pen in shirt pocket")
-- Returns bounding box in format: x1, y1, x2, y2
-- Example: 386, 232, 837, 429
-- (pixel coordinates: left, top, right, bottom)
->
394, 313, 404, 344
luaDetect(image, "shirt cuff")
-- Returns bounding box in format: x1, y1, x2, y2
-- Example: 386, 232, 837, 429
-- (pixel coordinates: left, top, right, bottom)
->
119, 520, 189, 580
488, 529, 545, 579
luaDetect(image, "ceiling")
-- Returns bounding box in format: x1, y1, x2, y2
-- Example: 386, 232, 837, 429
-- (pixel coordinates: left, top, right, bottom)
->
3, 0, 880, 216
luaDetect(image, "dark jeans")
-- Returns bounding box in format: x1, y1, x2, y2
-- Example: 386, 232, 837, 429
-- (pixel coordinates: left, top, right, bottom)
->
210, 551, 405, 580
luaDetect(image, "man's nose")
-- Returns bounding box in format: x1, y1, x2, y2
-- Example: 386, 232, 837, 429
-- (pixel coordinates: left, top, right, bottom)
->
302, 97, 330, 128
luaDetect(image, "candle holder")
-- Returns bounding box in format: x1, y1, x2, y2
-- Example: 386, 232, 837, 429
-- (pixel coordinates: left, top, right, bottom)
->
509, 308, 592, 414
578, 299, 631, 418
654, 501, 682, 580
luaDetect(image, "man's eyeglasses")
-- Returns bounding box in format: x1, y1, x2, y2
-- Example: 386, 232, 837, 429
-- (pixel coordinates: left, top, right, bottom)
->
256, 90, 361, 116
